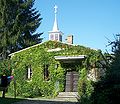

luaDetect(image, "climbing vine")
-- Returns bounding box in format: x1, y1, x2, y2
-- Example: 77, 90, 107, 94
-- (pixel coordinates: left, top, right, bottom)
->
0, 59, 14, 76
7, 41, 104, 98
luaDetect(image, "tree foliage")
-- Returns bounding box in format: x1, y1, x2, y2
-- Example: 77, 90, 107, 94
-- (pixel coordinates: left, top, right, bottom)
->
0, 0, 42, 59
78, 68, 94, 104
91, 34, 120, 104
0, 59, 13, 76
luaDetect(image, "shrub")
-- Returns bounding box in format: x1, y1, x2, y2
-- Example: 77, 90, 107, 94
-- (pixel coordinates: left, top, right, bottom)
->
78, 68, 94, 104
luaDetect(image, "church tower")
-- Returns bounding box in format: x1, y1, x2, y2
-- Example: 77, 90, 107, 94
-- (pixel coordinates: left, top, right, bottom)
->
48, 5, 63, 42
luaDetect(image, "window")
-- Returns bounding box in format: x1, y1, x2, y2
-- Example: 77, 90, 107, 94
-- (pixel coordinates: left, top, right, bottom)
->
50, 34, 54, 40
59, 35, 62, 41
43, 65, 49, 81
26, 65, 32, 80
55, 34, 58, 40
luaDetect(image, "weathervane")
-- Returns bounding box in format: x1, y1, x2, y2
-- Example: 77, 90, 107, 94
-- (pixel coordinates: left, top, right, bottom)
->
54, 5, 58, 14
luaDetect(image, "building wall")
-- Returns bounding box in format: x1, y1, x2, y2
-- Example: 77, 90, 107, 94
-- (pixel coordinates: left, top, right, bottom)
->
9, 41, 102, 98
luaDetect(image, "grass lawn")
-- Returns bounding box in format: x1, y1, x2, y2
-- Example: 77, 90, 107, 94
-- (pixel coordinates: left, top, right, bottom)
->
0, 91, 24, 104
0, 97, 25, 104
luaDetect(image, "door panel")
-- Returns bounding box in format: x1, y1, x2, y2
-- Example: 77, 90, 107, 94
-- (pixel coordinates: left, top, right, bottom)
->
65, 71, 79, 92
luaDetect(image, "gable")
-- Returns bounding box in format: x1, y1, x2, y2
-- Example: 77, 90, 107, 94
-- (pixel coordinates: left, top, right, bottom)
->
9, 40, 98, 58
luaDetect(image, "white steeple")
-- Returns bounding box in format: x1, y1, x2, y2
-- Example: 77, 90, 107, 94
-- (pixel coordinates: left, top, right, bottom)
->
48, 5, 63, 42
52, 5, 59, 31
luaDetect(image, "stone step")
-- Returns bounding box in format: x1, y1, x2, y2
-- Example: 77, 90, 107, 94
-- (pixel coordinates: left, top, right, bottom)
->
56, 97, 78, 102
58, 92, 79, 98
57, 92, 79, 102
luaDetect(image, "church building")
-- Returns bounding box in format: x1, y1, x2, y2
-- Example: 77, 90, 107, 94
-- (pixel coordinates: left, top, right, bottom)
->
8, 5, 103, 99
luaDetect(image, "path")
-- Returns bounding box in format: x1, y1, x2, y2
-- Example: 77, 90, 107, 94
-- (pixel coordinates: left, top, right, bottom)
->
12, 98, 79, 104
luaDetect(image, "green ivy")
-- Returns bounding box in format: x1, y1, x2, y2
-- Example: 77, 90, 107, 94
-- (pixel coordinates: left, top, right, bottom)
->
0, 59, 14, 76
78, 68, 94, 104
8, 41, 103, 98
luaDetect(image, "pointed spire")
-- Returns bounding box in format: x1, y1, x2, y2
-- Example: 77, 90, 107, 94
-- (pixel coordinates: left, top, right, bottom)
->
48, 5, 63, 42
52, 5, 59, 31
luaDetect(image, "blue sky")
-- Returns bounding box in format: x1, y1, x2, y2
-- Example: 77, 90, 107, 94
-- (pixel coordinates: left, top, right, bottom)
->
34, 0, 120, 52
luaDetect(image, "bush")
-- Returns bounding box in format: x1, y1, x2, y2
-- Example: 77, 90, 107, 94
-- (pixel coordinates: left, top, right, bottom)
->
78, 68, 94, 104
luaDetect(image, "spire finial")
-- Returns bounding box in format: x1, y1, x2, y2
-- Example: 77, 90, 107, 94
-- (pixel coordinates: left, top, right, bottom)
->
54, 5, 58, 14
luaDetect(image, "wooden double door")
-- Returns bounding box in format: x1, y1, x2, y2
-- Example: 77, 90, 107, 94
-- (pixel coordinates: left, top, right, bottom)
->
65, 71, 79, 92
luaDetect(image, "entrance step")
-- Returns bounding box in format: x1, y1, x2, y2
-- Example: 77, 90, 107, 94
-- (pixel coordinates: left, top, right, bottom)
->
57, 92, 79, 102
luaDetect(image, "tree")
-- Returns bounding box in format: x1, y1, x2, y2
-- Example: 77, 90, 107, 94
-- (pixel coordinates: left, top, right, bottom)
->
14, 0, 43, 50
0, 0, 42, 60
0, 0, 17, 59
0, 0, 42, 98
91, 34, 120, 104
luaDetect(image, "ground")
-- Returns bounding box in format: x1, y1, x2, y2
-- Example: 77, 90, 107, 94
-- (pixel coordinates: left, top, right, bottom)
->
0, 97, 79, 104
12, 100, 78, 104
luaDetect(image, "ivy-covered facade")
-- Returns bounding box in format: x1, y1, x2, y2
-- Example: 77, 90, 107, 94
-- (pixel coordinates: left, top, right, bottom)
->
8, 40, 104, 98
